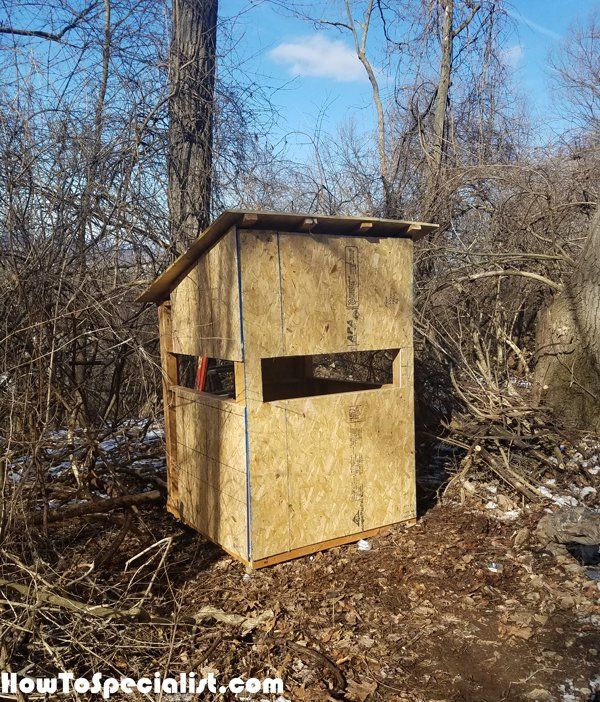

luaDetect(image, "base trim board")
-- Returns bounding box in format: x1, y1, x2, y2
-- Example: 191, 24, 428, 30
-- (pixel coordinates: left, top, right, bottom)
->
249, 518, 416, 568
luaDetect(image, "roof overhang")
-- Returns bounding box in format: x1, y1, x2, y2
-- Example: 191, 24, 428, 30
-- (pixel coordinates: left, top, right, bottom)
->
137, 210, 438, 304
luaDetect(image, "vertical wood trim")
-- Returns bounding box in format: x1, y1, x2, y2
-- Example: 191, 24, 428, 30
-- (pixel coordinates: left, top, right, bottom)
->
158, 302, 180, 517
234, 361, 246, 403
392, 348, 403, 387
234, 225, 253, 561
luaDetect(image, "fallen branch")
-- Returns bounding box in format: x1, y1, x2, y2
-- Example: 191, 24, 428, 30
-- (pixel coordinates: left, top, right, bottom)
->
0, 577, 167, 622
287, 641, 346, 693
454, 269, 563, 291
0, 577, 274, 632
27, 490, 162, 525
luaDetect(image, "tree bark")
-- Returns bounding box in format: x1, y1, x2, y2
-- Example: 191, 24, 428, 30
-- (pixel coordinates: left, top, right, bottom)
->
426, 0, 480, 219
535, 208, 600, 430
431, 0, 454, 185
168, 0, 218, 254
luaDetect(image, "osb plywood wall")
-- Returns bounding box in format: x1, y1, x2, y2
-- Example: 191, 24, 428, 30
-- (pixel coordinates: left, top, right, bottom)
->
170, 228, 242, 361
164, 227, 415, 564
173, 386, 248, 561
237, 229, 415, 561
237, 230, 413, 360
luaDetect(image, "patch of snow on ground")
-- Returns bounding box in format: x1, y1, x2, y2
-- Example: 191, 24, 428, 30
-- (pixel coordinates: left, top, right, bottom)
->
48, 461, 70, 477
538, 485, 579, 507
558, 680, 577, 702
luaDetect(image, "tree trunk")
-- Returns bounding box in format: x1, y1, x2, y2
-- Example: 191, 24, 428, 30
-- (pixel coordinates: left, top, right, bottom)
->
432, 0, 453, 174
426, 0, 454, 218
168, 0, 218, 254
535, 208, 600, 430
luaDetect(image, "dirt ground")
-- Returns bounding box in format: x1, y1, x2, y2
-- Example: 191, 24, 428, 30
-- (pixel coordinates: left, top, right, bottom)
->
160, 500, 599, 702
26, 494, 595, 702
3, 425, 599, 702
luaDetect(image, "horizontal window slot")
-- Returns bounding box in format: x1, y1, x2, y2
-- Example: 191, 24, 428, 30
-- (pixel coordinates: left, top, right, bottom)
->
262, 350, 399, 402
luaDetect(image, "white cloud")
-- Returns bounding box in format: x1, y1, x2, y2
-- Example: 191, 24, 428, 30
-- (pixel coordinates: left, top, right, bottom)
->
506, 9, 561, 41
270, 34, 366, 83
502, 43, 524, 68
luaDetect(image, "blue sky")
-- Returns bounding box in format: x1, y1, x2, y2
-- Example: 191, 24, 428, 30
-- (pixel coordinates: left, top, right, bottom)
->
223, 0, 600, 151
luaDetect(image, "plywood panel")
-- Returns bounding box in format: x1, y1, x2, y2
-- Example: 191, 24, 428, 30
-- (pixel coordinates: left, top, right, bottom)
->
238, 230, 413, 360
173, 387, 248, 560
238, 229, 415, 561
284, 385, 415, 549
246, 400, 290, 560
237, 230, 283, 400
237, 230, 291, 560
278, 234, 413, 355
171, 227, 242, 360
248, 384, 415, 560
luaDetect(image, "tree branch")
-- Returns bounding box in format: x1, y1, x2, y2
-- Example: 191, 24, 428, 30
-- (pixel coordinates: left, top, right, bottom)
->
454, 269, 563, 291
0, 2, 98, 44
452, 2, 481, 37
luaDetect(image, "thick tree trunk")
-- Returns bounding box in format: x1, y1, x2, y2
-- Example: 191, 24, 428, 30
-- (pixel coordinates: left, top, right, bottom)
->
535, 208, 600, 430
168, 0, 218, 254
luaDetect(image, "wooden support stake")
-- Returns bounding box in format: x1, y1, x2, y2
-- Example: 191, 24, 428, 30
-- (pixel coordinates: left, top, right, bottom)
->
158, 302, 180, 517
392, 349, 403, 388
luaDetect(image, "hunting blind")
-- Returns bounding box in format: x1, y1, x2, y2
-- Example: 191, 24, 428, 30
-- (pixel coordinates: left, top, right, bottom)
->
138, 210, 437, 568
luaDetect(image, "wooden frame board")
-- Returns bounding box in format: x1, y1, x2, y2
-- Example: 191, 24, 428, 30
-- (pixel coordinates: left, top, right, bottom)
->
249, 518, 416, 569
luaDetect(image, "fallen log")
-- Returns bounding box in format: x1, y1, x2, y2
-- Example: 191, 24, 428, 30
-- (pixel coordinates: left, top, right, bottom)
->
0, 577, 165, 622
27, 490, 162, 525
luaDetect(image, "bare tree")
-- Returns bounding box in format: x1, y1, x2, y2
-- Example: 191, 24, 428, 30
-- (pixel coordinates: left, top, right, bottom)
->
551, 10, 600, 139
426, 0, 482, 216
535, 205, 600, 430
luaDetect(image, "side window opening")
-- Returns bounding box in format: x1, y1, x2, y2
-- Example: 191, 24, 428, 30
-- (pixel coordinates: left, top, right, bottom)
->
176, 355, 236, 399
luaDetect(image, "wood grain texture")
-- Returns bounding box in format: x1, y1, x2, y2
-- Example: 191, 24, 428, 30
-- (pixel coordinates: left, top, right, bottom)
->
173, 386, 248, 560
171, 227, 242, 360
236, 229, 290, 559
238, 230, 413, 358
246, 385, 415, 560
237, 229, 415, 561
159, 223, 417, 566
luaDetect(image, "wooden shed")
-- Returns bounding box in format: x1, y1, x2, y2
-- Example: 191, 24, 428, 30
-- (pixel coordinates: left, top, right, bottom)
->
138, 210, 437, 568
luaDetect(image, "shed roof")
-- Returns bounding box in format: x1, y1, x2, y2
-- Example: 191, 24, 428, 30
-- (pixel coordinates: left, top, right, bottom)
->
137, 209, 438, 303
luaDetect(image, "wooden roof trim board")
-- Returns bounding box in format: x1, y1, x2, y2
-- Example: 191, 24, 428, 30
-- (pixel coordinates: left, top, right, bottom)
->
137, 209, 438, 303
